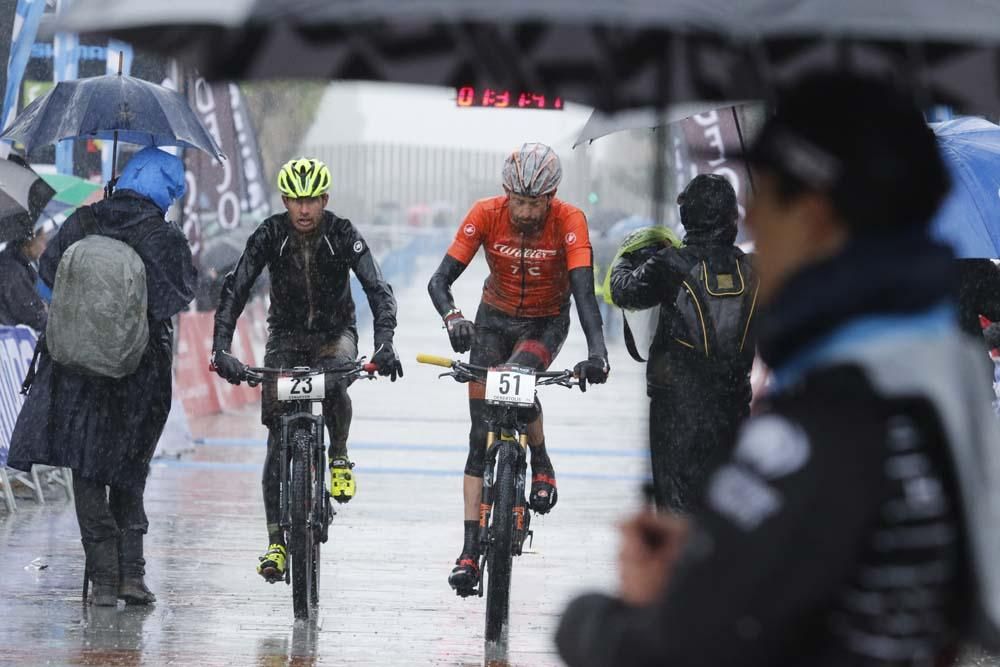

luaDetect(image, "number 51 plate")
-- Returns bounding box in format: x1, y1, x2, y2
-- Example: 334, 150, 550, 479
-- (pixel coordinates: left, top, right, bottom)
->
485, 365, 536, 407
277, 374, 326, 401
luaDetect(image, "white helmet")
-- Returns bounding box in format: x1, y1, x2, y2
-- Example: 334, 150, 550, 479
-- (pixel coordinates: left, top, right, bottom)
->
502, 142, 562, 197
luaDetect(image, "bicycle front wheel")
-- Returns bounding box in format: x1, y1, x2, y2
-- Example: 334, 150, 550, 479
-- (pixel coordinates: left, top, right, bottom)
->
289, 428, 315, 620
485, 442, 517, 648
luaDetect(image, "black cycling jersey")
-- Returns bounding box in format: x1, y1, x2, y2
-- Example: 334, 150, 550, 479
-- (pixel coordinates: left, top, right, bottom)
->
213, 210, 397, 352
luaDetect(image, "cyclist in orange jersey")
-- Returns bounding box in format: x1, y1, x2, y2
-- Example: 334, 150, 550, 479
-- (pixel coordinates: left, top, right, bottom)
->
428, 142, 609, 592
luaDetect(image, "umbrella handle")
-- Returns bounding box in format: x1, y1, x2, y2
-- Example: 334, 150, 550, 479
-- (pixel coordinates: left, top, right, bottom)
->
104, 51, 124, 200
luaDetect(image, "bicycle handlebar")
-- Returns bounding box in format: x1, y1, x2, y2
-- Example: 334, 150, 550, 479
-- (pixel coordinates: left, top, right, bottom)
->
416, 353, 578, 387
241, 361, 377, 387
415, 353, 453, 369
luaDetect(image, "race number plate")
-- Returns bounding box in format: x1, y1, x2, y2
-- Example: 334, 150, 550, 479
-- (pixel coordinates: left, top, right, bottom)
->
485, 365, 536, 407
277, 373, 326, 401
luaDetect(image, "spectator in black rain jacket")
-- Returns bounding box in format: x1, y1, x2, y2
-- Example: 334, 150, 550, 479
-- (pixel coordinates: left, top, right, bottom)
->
8, 147, 196, 607
610, 174, 758, 511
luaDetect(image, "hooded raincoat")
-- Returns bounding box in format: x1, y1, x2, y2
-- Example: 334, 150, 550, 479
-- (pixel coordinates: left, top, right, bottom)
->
7, 148, 196, 489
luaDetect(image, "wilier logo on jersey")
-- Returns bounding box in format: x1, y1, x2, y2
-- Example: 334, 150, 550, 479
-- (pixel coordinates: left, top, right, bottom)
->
463, 223, 477, 237
492, 243, 558, 259
353, 240, 364, 253
565, 232, 577, 245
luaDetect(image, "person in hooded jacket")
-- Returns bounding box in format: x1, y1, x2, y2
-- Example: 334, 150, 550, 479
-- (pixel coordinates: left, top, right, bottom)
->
557, 71, 1000, 667
610, 174, 758, 512
8, 147, 196, 607
0, 225, 48, 331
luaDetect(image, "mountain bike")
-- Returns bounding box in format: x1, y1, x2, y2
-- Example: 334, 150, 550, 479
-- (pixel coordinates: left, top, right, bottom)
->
416, 353, 578, 651
242, 360, 377, 620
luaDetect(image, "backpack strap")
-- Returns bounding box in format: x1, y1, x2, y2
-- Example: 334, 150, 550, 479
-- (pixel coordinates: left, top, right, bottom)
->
77, 205, 99, 236
20, 334, 44, 395
623, 313, 647, 363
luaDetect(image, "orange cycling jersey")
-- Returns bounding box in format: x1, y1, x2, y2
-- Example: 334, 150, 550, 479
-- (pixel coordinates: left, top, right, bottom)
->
447, 195, 593, 318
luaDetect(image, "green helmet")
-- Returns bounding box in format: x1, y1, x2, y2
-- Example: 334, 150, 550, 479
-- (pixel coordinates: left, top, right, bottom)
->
602, 226, 682, 306
277, 157, 331, 198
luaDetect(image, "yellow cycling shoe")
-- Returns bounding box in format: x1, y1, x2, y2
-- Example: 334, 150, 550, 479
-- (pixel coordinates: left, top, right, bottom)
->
257, 543, 286, 583
330, 458, 356, 504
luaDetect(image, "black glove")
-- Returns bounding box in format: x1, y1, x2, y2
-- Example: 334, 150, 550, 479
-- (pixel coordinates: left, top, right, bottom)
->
985, 322, 1000, 350
444, 309, 475, 353
211, 349, 245, 385
372, 342, 404, 382
574, 355, 610, 392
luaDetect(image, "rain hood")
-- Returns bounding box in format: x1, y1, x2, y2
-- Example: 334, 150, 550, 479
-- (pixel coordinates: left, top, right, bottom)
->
115, 147, 186, 212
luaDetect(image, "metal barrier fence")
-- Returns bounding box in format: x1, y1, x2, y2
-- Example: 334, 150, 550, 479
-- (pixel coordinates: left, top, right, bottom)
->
301, 142, 593, 228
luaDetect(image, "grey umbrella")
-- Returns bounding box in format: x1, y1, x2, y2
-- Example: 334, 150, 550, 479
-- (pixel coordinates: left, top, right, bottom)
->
0, 158, 55, 243
573, 102, 748, 147
54, 0, 1000, 113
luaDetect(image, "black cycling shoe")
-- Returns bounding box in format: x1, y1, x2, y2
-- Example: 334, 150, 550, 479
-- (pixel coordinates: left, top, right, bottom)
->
529, 472, 558, 514
448, 552, 480, 596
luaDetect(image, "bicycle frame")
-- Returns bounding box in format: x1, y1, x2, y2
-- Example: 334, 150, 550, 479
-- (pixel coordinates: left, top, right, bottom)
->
243, 361, 376, 618
474, 403, 535, 597
416, 354, 576, 646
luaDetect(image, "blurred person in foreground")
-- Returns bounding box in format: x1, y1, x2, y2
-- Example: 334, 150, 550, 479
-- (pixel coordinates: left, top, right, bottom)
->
557, 71, 1000, 666
610, 174, 757, 512
0, 223, 49, 331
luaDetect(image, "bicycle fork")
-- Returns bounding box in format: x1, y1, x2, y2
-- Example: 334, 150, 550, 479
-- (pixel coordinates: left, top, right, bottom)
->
477, 429, 533, 596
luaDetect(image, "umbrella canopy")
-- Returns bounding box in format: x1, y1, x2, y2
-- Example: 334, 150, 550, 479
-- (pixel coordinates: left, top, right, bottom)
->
930, 117, 1000, 259
40, 172, 102, 207
574, 102, 747, 148
54, 0, 1000, 113
0, 159, 55, 243
0, 74, 223, 157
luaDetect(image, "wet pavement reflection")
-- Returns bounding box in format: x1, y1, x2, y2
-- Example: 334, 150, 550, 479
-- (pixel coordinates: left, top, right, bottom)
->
1, 260, 649, 666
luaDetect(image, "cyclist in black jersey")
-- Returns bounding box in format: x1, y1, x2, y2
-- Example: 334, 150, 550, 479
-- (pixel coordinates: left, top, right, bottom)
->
211, 158, 402, 582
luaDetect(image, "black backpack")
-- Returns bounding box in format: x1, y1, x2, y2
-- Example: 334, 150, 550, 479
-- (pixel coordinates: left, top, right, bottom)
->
670, 252, 758, 364
624, 251, 758, 368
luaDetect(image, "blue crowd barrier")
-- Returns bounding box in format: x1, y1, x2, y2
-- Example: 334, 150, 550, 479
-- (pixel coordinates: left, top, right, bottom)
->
0, 326, 38, 467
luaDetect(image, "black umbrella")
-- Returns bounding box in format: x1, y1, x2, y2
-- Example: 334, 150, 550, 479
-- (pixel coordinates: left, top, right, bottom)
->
0, 158, 55, 244
1, 58, 223, 192
54, 0, 1000, 113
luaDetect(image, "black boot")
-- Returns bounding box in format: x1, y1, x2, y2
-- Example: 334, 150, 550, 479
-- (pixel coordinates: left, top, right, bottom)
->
118, 530, 156, 605
83, 538, 119, 607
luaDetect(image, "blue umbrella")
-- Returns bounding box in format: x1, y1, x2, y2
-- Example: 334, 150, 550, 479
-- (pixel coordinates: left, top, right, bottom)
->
0, 71, 223, 178
930, 117, 1000, 258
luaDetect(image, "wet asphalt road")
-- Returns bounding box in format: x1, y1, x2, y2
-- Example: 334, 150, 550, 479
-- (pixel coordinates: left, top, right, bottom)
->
2, 256, 997, 666
1, 258, 650, 666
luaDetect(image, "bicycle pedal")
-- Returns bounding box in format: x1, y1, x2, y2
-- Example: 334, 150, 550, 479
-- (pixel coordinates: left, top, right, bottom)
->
528, 530, 534, 549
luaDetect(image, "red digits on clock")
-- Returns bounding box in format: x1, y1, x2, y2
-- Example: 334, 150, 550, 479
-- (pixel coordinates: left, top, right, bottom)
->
457, 86, 475, 107
494, 90, 510, 108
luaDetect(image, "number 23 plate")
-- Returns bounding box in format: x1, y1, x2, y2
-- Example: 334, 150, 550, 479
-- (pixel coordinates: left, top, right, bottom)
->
277, 374, 326, 401
485, 366, 536, 407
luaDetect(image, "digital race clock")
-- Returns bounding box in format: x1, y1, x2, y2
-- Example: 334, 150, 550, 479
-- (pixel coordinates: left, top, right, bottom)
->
456, 86, 564, 110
